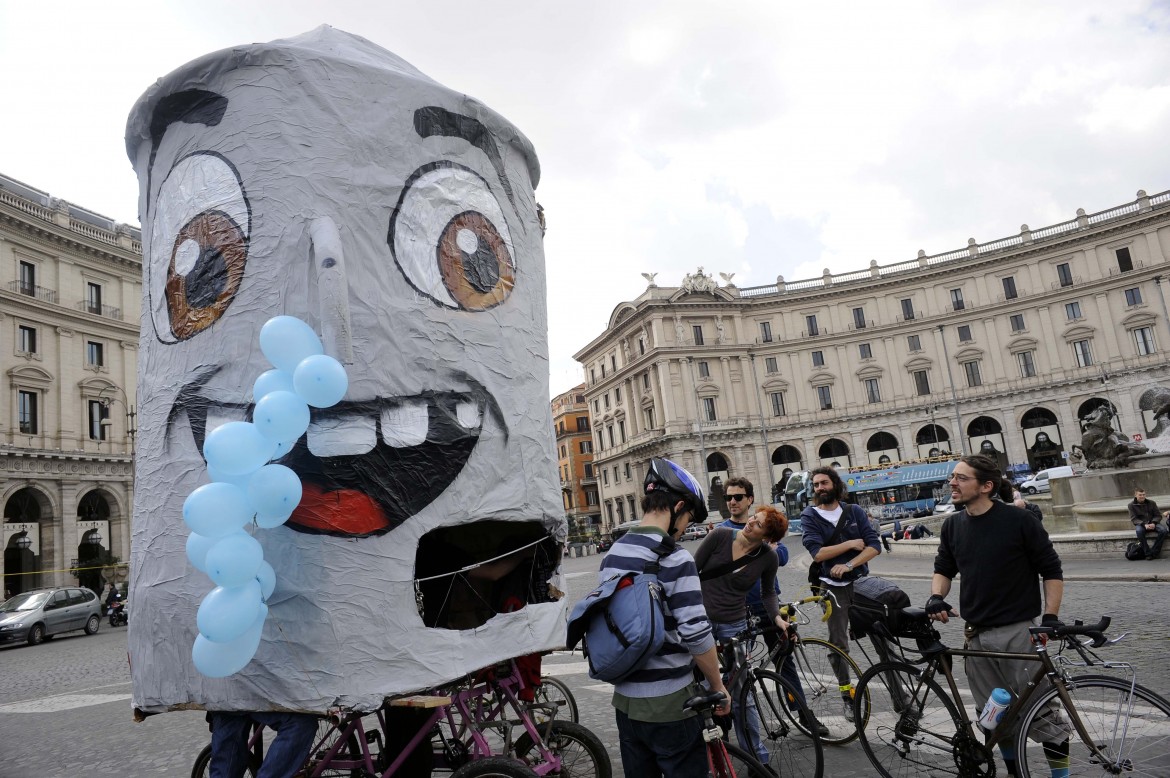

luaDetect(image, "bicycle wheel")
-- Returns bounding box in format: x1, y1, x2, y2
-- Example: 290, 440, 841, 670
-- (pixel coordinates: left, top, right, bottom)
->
1015, 674, 1170, 777
533, 676, 579, 724
190, 743, 261, 778
740, 668, 824, 778
789, 636, 869, 744
856, 661, 971, 778
514, 720, 612, 778
720, 740, 778, 778
300, 716, 364, 778
451, 755, 540, 778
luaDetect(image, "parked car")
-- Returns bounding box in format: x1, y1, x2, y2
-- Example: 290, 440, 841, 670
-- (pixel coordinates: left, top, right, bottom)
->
682, 525, 704, 541
597, 535, 614, 552
1019, 465, 1075, 495
933, 493, 956, 515
1005, 464, 1034, 488
0, 587, 103, 646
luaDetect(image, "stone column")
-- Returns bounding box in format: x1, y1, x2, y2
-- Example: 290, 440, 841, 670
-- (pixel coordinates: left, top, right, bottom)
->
719, 356, 734, 420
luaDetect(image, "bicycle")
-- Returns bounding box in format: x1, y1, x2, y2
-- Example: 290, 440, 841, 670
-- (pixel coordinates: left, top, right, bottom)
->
853, 610, 1170, 777
684, 690, 776, 778
531, 675, 578, 724
763, 593, 870, 745
719, 618, 825, 777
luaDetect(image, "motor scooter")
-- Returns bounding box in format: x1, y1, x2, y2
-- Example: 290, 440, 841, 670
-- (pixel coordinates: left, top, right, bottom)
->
108, 598, 128, 627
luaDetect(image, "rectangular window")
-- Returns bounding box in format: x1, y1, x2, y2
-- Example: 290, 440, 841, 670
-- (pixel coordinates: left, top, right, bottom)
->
1057, 262, 1073, 287
1073, 339, 1093, 367
1002, 276, 1018, 300
18, 325, 37, 354
624, 463, 631, 480
577, 416, 590, 432
615, 497, 624, 521
770, 392, 786, 417
913, 370, 931, 396
864, 377, 881, 403
603, 469, 609, 485
605, 503, 613, 522
18, 390, 38, 434
805, 315, 819, 336
859, 343, 872, 360
19, 261, 36, 295
644, 406, 655, 429
590, 368, 596, 385
698, 361, 710, 378
852, 307, 867, 329
580, 440, 593, 454
760, 321, 772, 342
607, 425, 615, 447
593, 399, 599, 414
765, 357, 778, 374
900, 298, 915, 321
816, 385, 832, 410
604, 393, 611, 409
1010, 313, 1025, 332
957, 325, 972, 342
601, 364, 606, 378
811, 350, 824, 367
614, 387, 622, 403
1117, 246, 1134, 272
642, 372, 650, 389
586, 489, 598, 506
638, 338, 645, 355
1134, 326, 1156, 355
1065, 301, 1082, 321
87, 282, 103, 314
584, 462, 594, 478
950, 288, 965, 311
963, 360, 982, 387
87, 341, 104, 367
703, 397, 717, 421
908, 334, 922, 351
1125, 287, 1143, 306
618, 420, 626, 443
1017, 350, 1037, 378
613, 466, 620, 483
692, 325, 704, 345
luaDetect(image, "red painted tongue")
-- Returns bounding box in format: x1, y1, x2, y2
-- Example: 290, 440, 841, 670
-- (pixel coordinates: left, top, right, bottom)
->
289, 482, 390, 536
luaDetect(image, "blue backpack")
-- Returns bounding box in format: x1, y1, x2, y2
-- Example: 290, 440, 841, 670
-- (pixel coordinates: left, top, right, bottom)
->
565, 542, 672, 683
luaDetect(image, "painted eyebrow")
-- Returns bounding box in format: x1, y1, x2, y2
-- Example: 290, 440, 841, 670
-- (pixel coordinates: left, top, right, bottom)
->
413, 106, 516, 210
146, 89, 229, 209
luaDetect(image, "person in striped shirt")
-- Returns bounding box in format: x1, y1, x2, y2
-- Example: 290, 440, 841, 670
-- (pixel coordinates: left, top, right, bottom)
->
601, 458, 729, 778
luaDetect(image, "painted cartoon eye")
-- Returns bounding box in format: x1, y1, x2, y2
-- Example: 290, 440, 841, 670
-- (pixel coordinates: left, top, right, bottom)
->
149, 153, 250, 342
390, 163, 515, 311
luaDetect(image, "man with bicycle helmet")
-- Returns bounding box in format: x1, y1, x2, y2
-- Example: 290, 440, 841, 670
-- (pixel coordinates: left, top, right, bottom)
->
600, 457, 730, 778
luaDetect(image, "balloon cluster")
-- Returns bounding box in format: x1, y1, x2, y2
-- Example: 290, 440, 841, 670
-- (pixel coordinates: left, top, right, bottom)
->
184, 316, 349, 678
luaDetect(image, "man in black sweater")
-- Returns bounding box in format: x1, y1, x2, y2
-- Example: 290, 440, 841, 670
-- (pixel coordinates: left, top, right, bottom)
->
927, 454, 1067, 777
1128, 488, 1167, 560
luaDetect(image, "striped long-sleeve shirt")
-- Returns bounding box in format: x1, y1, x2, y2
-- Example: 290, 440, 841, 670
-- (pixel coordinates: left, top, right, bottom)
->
599, 527, 715, 699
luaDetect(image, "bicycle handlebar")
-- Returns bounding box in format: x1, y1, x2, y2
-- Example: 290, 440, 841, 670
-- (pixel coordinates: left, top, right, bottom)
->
1029, 616, 1111, 648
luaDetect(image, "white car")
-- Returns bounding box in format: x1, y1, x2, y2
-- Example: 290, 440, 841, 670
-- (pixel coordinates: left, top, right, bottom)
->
1019, 466, 1074, 495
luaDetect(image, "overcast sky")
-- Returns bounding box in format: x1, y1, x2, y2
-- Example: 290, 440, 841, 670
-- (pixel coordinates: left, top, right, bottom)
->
4, 1, 1170, 396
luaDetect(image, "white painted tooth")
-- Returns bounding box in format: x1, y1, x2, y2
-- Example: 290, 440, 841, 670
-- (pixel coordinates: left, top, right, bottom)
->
206, 406, 248, 435
456, 400, 482, 430
381, 400, 428, 447
308, 415, 376, 457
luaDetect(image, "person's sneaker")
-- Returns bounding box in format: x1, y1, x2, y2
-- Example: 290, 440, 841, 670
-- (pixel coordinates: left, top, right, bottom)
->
843, 699, 855, 723
799, 709, 830, 738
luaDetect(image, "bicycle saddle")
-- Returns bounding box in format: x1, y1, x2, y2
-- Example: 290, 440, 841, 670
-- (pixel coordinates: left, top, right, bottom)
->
684, 691, 729, 712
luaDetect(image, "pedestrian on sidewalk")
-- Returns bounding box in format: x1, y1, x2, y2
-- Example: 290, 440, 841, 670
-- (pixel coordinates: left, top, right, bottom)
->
1128, 488, 1168, 561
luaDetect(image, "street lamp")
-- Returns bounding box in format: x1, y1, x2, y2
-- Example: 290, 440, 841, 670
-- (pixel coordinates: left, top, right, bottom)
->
15, 533, 31, 551
98, 385, 137, 456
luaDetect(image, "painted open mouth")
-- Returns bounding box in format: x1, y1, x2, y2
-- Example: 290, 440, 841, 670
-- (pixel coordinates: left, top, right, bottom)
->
172, 370, 503, 537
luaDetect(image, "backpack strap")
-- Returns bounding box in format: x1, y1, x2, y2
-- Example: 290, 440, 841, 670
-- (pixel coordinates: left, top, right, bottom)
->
643, 537, 675, 576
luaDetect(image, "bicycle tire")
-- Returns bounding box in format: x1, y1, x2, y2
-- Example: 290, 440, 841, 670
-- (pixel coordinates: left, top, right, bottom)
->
301, 716, 364, 778
190, 743, 261, 778
788, 636, 869, 744
855, 661, 971, 778
513, 720, 612, 778
451, 755, 540, 778
1014, 674, 1170, 777
720, 739, 778, 778
739, 668, 824, 778
533, 676, 579, 724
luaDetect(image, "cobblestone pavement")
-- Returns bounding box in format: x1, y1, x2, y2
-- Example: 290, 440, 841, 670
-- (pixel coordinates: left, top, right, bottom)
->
0, 536, 1166, 777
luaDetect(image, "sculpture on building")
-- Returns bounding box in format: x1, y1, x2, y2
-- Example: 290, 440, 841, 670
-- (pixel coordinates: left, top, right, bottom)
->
674, 315, 687, 344
715, 315, 726, 344
1138, 386, 1170, 438
640, 272, 658, 287
680, 266, 718, 294
1079, 405, 1147, 469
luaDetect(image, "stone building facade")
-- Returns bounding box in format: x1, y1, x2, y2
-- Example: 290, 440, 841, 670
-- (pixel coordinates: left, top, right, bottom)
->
1, 174, 141, 596
574, 190, 1170, 532
551, 384, 600, 539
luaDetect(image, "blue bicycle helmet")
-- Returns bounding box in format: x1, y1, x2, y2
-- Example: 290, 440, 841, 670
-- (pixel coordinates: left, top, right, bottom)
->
644, 457, 708, 525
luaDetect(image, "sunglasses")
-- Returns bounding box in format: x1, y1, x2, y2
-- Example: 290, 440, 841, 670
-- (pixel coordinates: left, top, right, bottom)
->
724, 494, 749, 502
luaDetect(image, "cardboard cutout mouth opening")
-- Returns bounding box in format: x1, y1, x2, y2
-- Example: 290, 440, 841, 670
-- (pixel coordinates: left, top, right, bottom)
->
415, 520, 562, 630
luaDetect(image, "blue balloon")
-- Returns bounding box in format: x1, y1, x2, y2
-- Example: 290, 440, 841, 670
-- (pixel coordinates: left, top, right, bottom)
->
293, 354, 349, 408
185, 531, 219, 573
205, 532, 264, 589
207, 463, 253, 489
259, 316, 323, 372
183, 483, 252, 538
270, 438, 298, 461
192, 602, 267, 678
247, 464, 303, 519
253, 369, 296, 402
252, 391, 310, 443
204, 422, 277, 476
197, 580, 263, 643
256, 560, 276, 601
